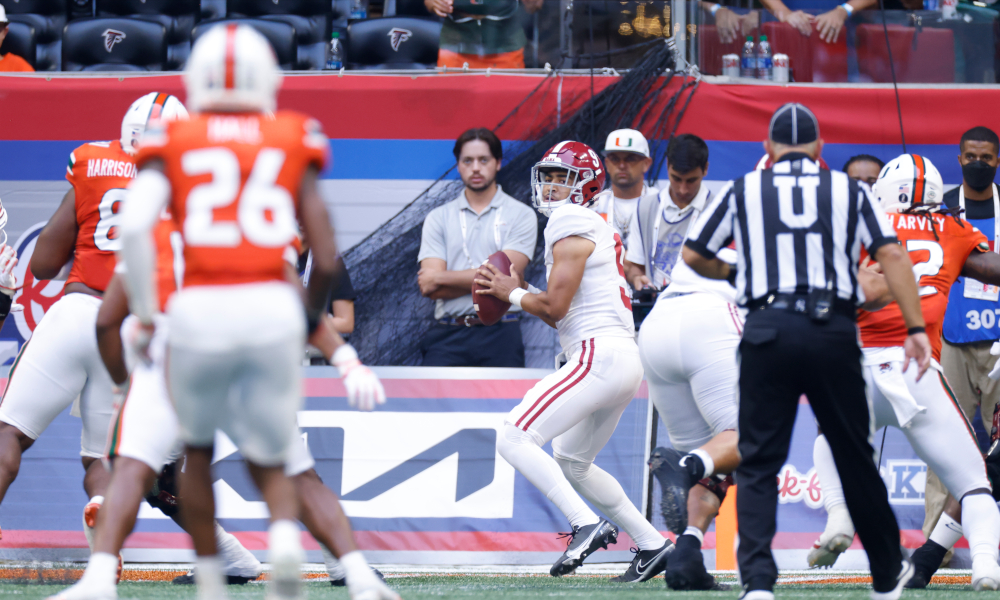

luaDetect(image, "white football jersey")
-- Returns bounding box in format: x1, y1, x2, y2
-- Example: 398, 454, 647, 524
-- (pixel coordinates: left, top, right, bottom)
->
544, 204, 635, 354
660, 246, 738, 305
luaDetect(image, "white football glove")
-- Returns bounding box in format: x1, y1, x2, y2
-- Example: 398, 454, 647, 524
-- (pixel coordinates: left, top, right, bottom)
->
332, 344, 386, 412
989, 342, 1000, 380
123, 318, 156, 367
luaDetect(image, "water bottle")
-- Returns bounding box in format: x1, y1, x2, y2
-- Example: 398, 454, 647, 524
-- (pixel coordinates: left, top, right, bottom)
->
349, 0, 368, 20
325, 32, 343, 70
756, 35, 773, 80
740, 35, 756, 78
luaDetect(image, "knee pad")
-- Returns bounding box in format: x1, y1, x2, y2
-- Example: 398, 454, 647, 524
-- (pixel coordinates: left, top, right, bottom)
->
554, 454, 593, 484
497, 424, 539, 459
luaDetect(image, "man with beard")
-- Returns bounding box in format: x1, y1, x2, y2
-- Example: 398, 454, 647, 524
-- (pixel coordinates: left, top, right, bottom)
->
591, 129, 656, 254
418, 128, 538, 366
923, 126, 1000, 554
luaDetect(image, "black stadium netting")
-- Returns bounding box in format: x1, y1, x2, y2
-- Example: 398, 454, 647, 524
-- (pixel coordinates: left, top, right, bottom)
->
343, 39, 700, 368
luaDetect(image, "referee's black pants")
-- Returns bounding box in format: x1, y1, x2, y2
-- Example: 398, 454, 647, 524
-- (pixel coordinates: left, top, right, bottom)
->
735, 309, 903, 593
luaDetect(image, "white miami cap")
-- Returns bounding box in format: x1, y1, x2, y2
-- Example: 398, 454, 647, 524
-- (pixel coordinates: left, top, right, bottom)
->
0, 6, 8, 23
604, 129, 650, 158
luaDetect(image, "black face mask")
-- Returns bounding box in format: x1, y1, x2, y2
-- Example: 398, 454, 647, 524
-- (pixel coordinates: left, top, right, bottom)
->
963, 161, 997, 193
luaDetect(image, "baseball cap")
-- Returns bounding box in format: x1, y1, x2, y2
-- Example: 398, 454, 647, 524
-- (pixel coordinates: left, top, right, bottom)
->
768, 103, 820, 146
604, 129, 650, 158
0, 6, 7, 23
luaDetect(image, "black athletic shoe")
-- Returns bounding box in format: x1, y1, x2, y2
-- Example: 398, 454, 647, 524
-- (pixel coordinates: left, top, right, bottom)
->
171, 571, 256, 585
664, 534, 720, 591
609, 541, 674, 583
904, 541, 947, 589
330, 567, 386, 586
550, 519, 619, 577
649, 447, 695, 535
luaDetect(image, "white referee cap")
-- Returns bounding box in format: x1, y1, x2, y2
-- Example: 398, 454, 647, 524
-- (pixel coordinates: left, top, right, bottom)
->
769, 103, 820, 146
604, 129, 650, 158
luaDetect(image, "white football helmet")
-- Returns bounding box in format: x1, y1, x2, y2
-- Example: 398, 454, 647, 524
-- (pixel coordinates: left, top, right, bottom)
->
184, 23, 282, 114
872, 154, 944, 214
120, 92, 188, 154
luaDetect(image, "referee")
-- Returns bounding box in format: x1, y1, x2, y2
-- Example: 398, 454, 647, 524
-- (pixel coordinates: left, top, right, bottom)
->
682, 103, 932, 600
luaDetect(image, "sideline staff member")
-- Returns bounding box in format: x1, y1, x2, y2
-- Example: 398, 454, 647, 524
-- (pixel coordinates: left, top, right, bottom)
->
417, 128, 538, 367
683, 103, 931, 600
591, 129, 655, 249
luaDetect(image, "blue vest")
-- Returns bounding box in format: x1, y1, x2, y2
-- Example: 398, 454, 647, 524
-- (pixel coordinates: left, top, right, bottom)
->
943, 212, 1000, 344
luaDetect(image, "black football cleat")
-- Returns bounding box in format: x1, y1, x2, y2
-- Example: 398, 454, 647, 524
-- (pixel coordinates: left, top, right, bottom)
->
171, 571, 255, 585
664, 534, 721, 591
649, 447, 695, 535
610, 541, 674, 583
904, 540, 946, 589
330, 567, 386, 586
550, 519, 618, 577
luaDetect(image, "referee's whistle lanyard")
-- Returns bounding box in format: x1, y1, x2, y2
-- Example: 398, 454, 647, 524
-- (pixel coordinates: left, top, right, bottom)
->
459, 205, 504, 269
958, 184, 1000, 256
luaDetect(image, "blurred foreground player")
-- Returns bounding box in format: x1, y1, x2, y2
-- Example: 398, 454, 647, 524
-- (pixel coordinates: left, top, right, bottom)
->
119, 24, 343, 600
475, 141, 671, 581
807, 155, 1000, 590
0, 92, 185, 549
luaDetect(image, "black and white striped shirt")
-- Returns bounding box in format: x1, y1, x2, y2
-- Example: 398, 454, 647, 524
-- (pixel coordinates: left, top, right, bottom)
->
684, 154, 898, 306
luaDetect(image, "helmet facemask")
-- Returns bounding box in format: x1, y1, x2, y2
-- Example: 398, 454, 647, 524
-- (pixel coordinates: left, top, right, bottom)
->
531, 163, 596, 217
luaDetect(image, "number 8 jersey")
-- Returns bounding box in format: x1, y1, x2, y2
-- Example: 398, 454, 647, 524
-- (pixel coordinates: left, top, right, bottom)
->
136, 111, 328, 287
858, 211, 988, 361
65, 139, 137, 292
544, 203, 635, 355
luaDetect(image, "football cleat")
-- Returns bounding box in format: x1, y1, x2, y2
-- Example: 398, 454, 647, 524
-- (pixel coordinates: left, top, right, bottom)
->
871, 560, 914, 600
664, 534, 725, 591
972, 555, 1000, 591
550, 519, 618, 577
331, 567, 385, 587
609, 541, 673, 583
171, 571, 256, 585
807, 533, 853, 568
904, 540, 947, 589
648, 447, 695, 535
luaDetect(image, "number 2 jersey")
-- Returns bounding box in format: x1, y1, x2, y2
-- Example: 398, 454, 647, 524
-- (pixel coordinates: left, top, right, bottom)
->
858, 210, 989, 361
135, 110, 328, 288
544, 204, 635, 354
65, 139, 136, 292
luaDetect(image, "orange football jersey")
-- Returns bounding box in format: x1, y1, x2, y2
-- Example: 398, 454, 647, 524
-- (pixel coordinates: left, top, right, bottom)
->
858, 211, 989, 360
153, 209, 181, 313
136, 111, 328, 288
65, 139, 136, 292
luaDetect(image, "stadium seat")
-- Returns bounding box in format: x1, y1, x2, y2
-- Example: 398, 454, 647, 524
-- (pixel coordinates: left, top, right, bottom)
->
3, 0, 67, 70
856, 24, 955, 83
346, 17, 441, 70
760, 22, 847, 83
228, 0, 338, 70
62, 17, 167, 71
192, 19, 297, 71
96, 0, 199, 71
697, 25, 744, 76
0, 21, 37, 70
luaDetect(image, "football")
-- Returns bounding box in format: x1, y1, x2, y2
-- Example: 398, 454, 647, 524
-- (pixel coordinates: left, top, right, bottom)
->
472, 251, 513, 326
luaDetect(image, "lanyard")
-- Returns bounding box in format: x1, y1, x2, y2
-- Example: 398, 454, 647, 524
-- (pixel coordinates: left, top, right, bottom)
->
458, 204, 504, 268
649, 187, 705, 271
959, 184, 1000, 255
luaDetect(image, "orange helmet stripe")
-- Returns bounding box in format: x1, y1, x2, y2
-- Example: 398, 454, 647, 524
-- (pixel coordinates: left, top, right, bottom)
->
224, 24, 238, 90
148, 92, 168, 121
912, 154, 926, 206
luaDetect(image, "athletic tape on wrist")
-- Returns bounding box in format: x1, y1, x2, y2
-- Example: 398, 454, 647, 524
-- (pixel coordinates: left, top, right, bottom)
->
508, 288, 528, 309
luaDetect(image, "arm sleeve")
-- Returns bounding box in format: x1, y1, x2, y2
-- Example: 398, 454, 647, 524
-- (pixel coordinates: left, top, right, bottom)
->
417, 207, 448, 263
857, 182, 898, 256
684, 181, 735, 259
625, 203, 645, 265
502, 203, 538, 260
120, 169, 171, 323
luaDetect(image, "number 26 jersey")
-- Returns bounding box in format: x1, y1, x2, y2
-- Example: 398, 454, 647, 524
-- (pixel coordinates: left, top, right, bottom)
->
858, 211, 988, 361
136, 110, 328, 288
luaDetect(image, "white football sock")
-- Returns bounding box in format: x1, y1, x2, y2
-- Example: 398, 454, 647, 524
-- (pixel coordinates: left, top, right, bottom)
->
194, 555, 228, 600
684, 526, 705, 545
321, 543, 347, 581
962, 493, 1000, 561
497, 424, 599, 529
341, 550, 380, 592
79, 552, 119, 588
813, 435, 845, 513
928, 513, 963, 549
556, 456, 666, 551
215, 522, 261, 578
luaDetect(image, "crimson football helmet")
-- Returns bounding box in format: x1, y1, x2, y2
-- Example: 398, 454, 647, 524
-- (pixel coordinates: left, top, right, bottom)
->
531, 141, 606, 217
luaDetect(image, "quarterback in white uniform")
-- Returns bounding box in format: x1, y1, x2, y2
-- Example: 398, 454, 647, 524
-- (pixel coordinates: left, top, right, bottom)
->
475, 141, 671, 583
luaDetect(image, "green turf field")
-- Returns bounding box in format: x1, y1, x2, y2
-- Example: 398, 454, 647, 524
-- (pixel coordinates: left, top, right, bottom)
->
0, 571, 981, 599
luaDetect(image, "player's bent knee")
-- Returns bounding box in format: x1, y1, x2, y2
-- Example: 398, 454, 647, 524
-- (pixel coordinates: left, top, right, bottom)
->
0, 422, 34, 453
554, 455, 593, 483
496, 424, 539, 461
